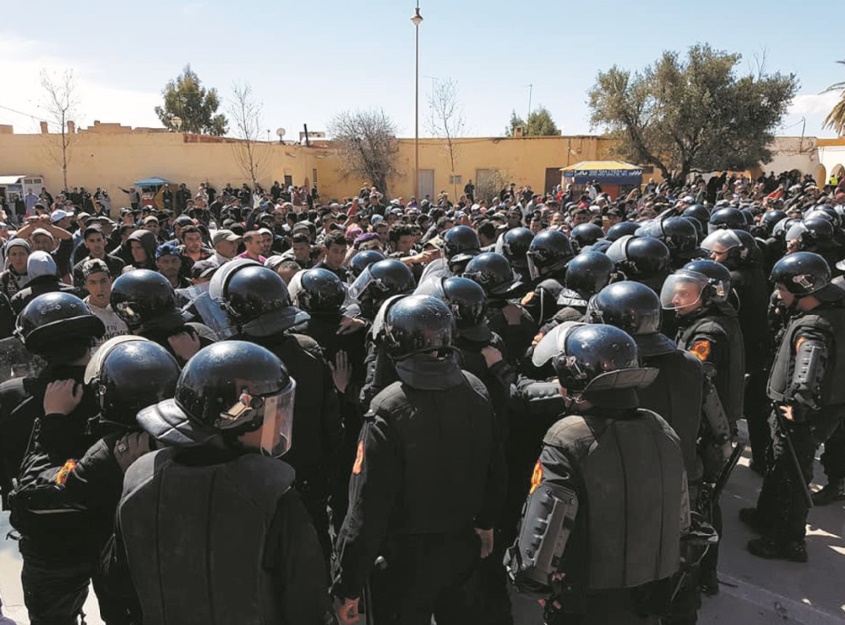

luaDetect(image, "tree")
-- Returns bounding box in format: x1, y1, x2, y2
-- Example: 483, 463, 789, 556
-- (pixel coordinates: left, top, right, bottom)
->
823, 59, 845, 137
587, 44, 798, 185
506, 106, 561, 137
155, 64, 228, 135
40, 69, 79, 191
427, 78, 466, 200
328, 109, 399, 196
229, 82, 266, 189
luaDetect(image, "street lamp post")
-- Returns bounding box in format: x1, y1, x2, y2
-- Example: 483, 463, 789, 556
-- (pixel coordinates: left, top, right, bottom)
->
411, 3, 423, 202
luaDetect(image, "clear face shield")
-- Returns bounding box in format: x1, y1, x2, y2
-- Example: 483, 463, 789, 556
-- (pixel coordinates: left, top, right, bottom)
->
700, 230, 740, 260
219, 379, 296, 458
660, 273, 706, 313
526, 251, 542, 281
347, 265, 376, 302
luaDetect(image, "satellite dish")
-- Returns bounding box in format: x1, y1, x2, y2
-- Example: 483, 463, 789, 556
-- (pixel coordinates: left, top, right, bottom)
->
276, 128, 286, 138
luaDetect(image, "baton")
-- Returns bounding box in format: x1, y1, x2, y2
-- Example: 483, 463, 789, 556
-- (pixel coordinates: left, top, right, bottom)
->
775, 408, 814, 509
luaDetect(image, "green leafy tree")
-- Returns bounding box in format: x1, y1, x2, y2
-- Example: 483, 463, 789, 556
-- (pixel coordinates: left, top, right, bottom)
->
588, 44, 798, 184
155, 64, 228, 135
823, 59, 845, 137
506, 106, 561, 136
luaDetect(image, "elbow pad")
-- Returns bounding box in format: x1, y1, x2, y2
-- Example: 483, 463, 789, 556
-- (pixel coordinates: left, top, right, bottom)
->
505, 478, 578, 598
701, 378, 731, 445
790, 338, 827, 410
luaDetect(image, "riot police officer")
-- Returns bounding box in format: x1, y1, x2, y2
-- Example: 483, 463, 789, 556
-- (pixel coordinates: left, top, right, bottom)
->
441, 225, 481, 274
548, 251, 615, 327
522, 230, 575, 325
110, 269, 216, 364
606, 234, 672, 293
210, 259, 344, 561
464, 252, 537, 368
701, 229, 772, 472
743, 253, 845, 562
497, 226, 534, 283
637, 217, 701, 269
0, 293, 129, 624
505, 324, 686, 625
333, 295, 505, 625
661, 260, 745, 594
116, 341, 333, 624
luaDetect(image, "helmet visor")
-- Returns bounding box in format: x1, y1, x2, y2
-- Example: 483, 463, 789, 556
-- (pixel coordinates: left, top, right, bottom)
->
258, 380, 296, 458
700, 230, 741, 254
526, 251, 541, 281
660, 273, 705, 311
347, 266, 375, 301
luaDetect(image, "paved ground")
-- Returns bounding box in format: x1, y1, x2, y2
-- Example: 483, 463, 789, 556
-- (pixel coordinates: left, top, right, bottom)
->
0, 423, 841, 624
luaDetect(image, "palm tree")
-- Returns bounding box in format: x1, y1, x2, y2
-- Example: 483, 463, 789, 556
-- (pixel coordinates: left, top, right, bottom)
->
823, 59, 845, 137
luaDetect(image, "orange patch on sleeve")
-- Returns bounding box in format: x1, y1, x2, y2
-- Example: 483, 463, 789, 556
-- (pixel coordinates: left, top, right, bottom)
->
529, 460, 543, 495
352, 440, 365, 475
55, 459, 77, 485
520, 292, 535, 307
690, 340, 711, 362
795, 336, 806, 352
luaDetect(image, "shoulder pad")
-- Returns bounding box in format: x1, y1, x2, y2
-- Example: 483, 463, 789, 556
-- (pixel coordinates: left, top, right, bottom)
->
369, 381, 409, 415
460, 370, 490, 400
543, 415, 592, 448
291, 333, 324, 357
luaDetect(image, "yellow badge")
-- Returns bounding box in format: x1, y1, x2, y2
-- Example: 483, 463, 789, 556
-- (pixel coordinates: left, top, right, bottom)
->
529, 460, 543, 495
352, 440, 365, 475
690, 340, 711, 362
55, 459, 77, 485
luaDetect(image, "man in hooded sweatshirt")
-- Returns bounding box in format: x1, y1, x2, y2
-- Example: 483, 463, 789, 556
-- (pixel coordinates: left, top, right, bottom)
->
121, 229, 158, 272
11, 252, 82, 314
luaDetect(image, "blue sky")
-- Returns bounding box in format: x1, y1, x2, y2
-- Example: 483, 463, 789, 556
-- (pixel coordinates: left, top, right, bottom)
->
0, 0, 840, 139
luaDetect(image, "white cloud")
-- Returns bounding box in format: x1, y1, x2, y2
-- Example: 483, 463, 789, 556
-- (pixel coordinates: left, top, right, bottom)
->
789, 91, 841, 116
180, 3, 204, 15
0, 34, 162, 132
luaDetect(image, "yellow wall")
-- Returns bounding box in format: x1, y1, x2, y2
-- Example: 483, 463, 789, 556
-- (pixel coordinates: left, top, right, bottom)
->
0, 122, 675, 213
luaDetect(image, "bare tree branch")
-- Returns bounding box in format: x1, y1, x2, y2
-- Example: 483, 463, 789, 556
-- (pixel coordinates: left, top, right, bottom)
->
40, 69, 79, 191
328, 109, 399, 197
427, 78, 466, 200
229, 82, 267, 189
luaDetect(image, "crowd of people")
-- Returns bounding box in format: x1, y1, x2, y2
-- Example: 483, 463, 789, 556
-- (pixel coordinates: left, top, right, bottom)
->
0, 168, 843, 625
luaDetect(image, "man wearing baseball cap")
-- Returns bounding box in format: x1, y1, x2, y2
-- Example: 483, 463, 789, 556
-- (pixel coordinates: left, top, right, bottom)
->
210, 229, 242, 265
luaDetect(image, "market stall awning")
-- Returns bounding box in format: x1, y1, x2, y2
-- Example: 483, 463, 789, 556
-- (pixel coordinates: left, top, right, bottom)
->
0, 175, 26, 186
133, 177, 173, 187
561, 161, 643, 185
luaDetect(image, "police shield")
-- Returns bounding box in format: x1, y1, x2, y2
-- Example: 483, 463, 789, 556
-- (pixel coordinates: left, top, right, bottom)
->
531, 321, 585, 367
0, 336, 45, 383
191, 291, 236, 340
414, 257, 452, 295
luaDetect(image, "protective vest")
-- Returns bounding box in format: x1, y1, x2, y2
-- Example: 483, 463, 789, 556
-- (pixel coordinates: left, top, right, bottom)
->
544, 409, 684, 590
118, 448, 295, 625
639, 350, 703, 485
370, 372, 495, 534
730, 266, 772, 362
767, 306, 845, 407
676, 310, 745, 423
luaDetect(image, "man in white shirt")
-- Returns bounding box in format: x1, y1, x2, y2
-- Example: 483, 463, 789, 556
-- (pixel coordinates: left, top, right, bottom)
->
81, 258, 129, 352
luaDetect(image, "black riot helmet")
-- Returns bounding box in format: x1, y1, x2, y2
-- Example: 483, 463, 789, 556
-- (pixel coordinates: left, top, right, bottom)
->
570, 223, 605, 252
700, 228, 757, 269
526, 230, 574, 280
552, 324, 641, 393
786, 216, 835, 250
16, 292, 105, 358
760, 209, 787, 235
138, 341, 297, 457
668, 259, 732, 306
638, 217, 698, 253
442, 225, 480, 263
806, 205, 841, 228
605, 221, 640, 242
348, 259, 415, 319
708, 207, 746, 233
683, 204, 711, 232
441, 277, 489, 337
84, 336, 180, 428
383, 294, 456, 360
564, 251, 615, 298
210, 259, 309, 337
770, 252, 841, 301
587, 281, 662, 336
772, 217, 801, 242
500, 227, 534, 267
463, 252, 519, 297
297, 268, 347, 315
348, 250, 385, 279
606, 235, 671, 287
111, 269, 186, 334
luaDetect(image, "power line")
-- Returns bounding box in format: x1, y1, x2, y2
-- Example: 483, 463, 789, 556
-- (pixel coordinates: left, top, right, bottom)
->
0, 103, 47, 123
